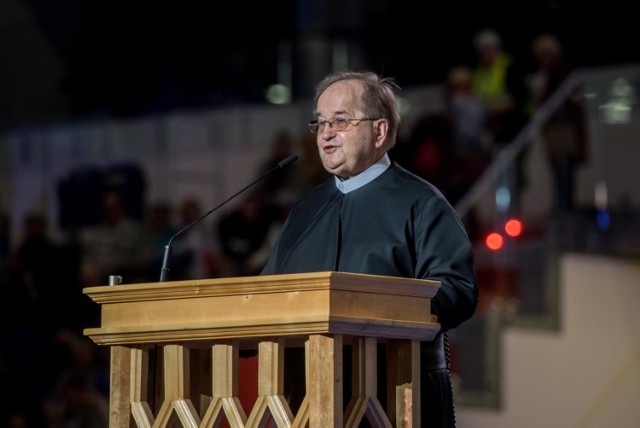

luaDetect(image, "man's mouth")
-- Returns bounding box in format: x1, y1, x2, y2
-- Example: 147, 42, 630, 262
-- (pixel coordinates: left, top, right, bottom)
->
323, 144, 338, 154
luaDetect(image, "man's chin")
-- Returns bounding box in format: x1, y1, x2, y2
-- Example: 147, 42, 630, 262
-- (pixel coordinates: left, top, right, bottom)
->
322, 161, 343, 176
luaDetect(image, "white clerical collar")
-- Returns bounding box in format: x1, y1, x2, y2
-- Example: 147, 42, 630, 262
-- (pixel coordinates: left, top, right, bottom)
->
334, 153, 391, 194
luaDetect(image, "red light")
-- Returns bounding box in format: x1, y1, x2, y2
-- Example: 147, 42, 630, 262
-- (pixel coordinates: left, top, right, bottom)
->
505, 219, 523, 237
485, 232, 504, 250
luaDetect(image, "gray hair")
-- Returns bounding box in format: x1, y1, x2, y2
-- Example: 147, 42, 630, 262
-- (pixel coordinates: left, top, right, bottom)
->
313, 70, 401, 149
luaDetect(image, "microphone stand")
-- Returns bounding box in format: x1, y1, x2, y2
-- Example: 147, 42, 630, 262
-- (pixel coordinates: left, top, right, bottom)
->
159, 154, 298, 282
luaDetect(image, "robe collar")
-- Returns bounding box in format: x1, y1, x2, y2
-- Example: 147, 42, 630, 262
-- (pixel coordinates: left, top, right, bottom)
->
334, 153, 391, 194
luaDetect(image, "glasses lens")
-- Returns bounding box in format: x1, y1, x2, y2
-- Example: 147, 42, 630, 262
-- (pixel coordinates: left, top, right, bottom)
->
333, 118, 350, 131
309, 117, 362, 134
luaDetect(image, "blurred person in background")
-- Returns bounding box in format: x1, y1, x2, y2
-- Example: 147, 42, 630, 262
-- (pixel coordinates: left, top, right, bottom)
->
529, 32, 587, 216
444, 65, 493, 240
217, 192, 280, 276
78, 191, 144, 286
127, 201, 180, 282
471, 28, 530, 213
174, 196, 224, 279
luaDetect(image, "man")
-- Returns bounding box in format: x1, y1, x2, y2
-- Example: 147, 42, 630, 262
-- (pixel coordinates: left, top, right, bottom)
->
471, 28, 530, 216
471, 28, 529, 148
261, 70, 479, 426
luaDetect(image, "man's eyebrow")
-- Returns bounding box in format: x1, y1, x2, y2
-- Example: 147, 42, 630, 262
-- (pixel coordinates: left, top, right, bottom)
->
316, 110, 349, 118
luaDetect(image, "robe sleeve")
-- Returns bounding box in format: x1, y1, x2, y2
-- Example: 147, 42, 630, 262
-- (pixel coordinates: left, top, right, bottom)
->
415, 194, 479, 331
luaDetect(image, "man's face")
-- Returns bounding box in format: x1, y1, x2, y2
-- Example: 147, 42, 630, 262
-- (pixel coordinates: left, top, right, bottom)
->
315, 80, 383, 180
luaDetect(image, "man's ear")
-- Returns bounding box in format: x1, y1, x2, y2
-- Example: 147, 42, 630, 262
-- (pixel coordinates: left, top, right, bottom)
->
374, 119, 389, 148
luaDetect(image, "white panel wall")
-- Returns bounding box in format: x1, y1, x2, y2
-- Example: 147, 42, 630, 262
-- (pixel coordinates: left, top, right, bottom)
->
456, 253, 640, 427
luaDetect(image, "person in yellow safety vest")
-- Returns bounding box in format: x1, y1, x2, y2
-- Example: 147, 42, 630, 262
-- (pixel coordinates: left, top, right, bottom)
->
470, 28, 530, 214
471, 28, 529, 148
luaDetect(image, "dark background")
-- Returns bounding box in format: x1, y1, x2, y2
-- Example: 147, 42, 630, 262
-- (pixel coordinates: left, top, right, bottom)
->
2, 0, 638, 127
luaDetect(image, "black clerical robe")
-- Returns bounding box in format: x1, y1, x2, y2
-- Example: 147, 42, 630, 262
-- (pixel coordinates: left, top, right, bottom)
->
261, 161, 478, 331
261, 161, 478, 426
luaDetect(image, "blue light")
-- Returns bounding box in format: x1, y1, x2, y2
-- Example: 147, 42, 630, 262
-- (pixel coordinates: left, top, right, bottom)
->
496, 186, 511, 212
596, 209, 610, 231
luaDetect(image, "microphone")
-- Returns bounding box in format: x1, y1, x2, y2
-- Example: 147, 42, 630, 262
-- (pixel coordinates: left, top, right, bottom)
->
159, 154, 298, 282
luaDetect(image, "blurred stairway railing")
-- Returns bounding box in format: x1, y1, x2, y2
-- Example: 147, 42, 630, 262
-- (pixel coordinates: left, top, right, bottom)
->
449, 62, 640, 409
448, 71, 584, 409
454, 71, 583, 219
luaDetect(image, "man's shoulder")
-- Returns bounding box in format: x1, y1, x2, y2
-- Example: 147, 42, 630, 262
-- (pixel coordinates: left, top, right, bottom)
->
292, 177, 337, 206
384, 162, 452, 202
387, 162, 436, 188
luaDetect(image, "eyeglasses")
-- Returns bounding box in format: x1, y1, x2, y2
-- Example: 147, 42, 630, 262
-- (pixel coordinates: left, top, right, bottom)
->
308, 117, 378, 134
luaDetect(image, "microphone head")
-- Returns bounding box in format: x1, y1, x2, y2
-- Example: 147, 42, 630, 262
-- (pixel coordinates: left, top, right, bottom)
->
277, 154, 299, 169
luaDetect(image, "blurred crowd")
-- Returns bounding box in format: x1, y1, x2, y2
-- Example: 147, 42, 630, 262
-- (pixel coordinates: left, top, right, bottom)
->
0, 129, 328, 427
0, 28, 587, 426
394, 28, 587, 239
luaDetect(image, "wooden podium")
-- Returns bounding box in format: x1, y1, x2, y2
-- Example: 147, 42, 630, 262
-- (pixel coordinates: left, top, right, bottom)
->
83, 271, 440, 427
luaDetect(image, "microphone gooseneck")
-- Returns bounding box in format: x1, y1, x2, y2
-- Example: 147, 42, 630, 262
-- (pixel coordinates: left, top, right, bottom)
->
158, 154, 298, 282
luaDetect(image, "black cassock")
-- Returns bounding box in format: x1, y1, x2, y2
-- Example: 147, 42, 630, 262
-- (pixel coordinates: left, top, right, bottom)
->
262, 161, 478, 426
